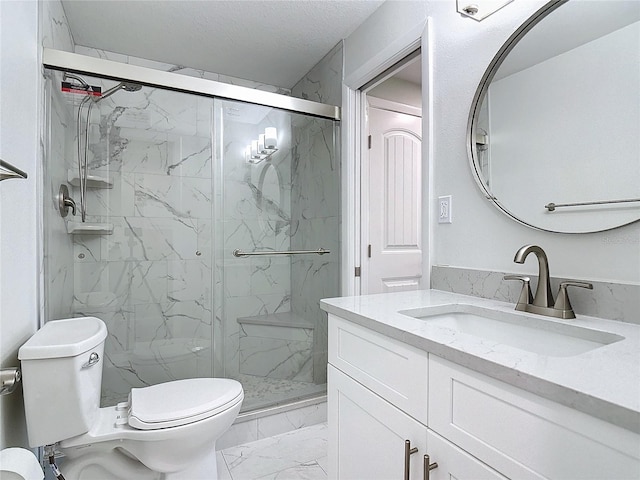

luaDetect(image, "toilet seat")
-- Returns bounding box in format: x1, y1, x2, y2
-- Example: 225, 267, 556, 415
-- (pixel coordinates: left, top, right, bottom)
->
128, 378, 243, 430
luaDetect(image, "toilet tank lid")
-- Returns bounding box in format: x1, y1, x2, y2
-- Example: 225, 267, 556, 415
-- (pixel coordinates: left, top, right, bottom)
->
18, 317, 107, 360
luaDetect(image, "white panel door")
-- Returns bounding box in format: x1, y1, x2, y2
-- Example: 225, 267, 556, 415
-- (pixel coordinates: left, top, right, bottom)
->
328, 365, 428, 480
366, 105, 422, 294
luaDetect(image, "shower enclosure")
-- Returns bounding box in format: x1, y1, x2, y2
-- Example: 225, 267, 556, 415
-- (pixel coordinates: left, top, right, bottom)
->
42, 56, 339, 413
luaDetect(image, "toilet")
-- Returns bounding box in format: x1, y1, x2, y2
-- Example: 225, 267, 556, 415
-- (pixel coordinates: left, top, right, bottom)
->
18, 317, 243, 480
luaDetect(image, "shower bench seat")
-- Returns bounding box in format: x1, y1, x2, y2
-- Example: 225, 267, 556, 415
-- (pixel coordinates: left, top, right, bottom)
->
237, 312, 315, 383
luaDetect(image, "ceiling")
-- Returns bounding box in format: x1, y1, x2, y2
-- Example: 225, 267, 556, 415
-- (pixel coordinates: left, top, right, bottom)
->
61, 0, 385, 89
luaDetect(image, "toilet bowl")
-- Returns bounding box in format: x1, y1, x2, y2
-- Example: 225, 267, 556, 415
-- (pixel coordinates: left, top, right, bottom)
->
18, 317, 243, 480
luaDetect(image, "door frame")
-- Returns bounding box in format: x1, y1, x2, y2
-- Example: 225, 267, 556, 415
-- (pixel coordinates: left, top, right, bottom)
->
341, 20, 433, 296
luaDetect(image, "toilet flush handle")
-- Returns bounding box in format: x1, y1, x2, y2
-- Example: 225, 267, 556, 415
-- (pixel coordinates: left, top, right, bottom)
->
81, 352, 100, 369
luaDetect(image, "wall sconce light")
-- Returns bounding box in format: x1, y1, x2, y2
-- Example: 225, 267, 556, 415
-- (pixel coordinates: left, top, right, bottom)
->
457, 0, 513, 21
246, 127, 278, 164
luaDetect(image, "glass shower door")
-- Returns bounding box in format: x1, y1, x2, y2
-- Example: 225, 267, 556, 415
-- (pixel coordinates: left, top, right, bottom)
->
44, 69, 216, 406
215, 98, 340, 411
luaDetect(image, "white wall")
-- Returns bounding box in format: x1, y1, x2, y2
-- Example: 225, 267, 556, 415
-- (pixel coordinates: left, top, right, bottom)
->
0, 0, 75, 449
344, 0, 640, 285
0, 0, 40, 449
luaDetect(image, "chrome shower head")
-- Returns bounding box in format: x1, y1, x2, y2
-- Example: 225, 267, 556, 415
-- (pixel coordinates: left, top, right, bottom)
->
95, 81, 142, 102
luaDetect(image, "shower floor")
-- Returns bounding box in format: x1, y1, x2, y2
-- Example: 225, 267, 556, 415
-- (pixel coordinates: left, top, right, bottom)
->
238, 374, 327, 412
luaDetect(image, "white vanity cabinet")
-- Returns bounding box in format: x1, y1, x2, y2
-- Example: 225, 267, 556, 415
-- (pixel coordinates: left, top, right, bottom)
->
328, 314, 640, 480
328, 365, 428, 480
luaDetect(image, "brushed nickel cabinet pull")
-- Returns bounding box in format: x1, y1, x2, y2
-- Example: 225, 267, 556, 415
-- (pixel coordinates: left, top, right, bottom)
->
404, 439, 418, 480
423, 454, 438, 480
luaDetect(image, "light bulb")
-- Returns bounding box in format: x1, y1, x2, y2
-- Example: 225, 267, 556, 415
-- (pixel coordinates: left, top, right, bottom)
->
265, 127, 277, 150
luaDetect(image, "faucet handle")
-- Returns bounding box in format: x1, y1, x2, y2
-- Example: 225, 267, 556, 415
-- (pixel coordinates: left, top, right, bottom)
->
504, 275, 533, 311
554, 281, 594, 319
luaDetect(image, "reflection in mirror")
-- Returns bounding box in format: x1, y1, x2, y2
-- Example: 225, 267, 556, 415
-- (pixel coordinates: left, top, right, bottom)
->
469, 0, 640, 233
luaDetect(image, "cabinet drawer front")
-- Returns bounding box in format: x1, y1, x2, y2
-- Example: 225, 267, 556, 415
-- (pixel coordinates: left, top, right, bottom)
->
329, 314, 428, 424
426, 429, 508, 480
429, 355, 640, 480
328, 365, 428, 480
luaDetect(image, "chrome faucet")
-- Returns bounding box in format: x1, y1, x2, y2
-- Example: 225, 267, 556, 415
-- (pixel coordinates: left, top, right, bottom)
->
514, 245, 554, 309
504, 245, 593, 319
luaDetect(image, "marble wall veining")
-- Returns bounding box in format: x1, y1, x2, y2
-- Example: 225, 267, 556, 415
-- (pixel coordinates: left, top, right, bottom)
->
59, 84, 217, 405
40, 0, 76, 325
291, 42, 343, 385
40, 0, 74, 52
74, 46, 292, 96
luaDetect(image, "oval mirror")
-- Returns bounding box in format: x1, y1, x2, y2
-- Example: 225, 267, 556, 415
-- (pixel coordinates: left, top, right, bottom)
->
468, 0, 640, 233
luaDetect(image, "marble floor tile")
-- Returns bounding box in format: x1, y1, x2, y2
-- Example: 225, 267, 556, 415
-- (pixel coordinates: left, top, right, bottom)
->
220, 423, 327, 480
217, 451, 233, 480
254, 462, 327, 480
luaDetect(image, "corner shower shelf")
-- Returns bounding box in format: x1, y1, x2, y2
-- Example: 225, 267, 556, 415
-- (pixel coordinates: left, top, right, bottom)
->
66, 221, 113, 235
68, 169, 113, 189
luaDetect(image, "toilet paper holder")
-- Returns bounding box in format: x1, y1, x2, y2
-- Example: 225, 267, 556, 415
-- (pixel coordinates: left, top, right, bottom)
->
0, 368, 21, 396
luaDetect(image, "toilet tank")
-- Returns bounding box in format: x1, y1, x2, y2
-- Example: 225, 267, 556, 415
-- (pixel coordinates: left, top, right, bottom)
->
18, 317, 107, 447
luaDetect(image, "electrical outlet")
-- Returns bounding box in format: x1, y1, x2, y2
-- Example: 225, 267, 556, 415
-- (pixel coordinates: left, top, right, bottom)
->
438, 195, 452, 224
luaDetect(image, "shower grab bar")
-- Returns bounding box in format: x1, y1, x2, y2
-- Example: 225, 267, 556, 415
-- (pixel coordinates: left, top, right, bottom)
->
0, 159, 28, 181
233, 248, 330, 258
545, 198, 640, 212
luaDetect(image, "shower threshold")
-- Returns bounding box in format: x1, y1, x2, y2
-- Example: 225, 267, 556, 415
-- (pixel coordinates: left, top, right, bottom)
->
237, 374, 326, 413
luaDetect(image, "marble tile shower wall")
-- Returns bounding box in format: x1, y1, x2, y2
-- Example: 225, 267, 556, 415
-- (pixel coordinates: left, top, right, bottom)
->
44, 73, 76, 321
68, 86, 216, 405
40, 0, 76, 323
75, 46, 292, 96
290, 42, 343, 385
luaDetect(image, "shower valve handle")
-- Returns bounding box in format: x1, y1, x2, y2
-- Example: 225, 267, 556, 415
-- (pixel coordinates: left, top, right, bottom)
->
58, 184, 77, 217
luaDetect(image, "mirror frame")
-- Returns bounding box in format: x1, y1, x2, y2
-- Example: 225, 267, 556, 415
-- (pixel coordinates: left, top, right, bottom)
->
466, 0, 639, 234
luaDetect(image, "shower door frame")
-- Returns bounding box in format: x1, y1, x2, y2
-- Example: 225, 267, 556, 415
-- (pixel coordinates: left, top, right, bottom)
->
42, 49, 341, 121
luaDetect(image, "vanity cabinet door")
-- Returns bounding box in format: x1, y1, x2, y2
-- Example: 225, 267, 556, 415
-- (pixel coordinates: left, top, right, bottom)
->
328, 365, 428, 480
426, 429, 507, 480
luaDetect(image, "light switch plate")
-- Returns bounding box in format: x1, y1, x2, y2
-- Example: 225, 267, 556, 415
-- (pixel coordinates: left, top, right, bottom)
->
438, 195, 452, 224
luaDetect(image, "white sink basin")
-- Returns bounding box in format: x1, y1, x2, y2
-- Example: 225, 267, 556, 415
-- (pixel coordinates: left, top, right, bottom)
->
399, 305, 624, 357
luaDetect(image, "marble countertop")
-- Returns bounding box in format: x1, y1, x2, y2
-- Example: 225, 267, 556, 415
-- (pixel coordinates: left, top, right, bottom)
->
320, 289, 640, 433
